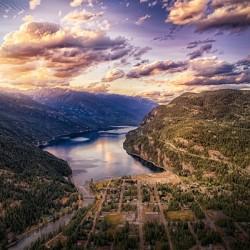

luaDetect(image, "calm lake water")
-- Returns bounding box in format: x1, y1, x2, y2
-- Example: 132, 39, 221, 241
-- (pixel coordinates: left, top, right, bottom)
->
44, 126, 162, 197
11, 126, 162, 250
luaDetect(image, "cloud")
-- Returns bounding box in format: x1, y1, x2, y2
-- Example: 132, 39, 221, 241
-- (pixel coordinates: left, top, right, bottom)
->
127, 60, 187, 78
70, 0, 84, 7
61, 9, 103, 24
22, 15, 34, 22
187, 44, 213, 59
186, 38, 216, 49
29, 0, 41, 10
196, 1, 250, 32
174, 57, 250, 86
0, 21, 140, 88
84, 82, 110, 93
70, 0, 94, 7
127, 56, 250, 89
149, 1, 157, 7
166, 0, 250, 33
167, 0, 209, 25
135, 14, 151, 25
102, 69, 124, 82
133, 91, 174, 104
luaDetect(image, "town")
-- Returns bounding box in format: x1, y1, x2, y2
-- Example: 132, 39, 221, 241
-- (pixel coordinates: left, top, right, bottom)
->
42, 170, 249, 250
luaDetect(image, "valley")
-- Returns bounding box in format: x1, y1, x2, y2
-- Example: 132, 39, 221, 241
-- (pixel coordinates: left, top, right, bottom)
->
26, 171, 249, 250
0, 89, 249, 250
0, 90, 156, 250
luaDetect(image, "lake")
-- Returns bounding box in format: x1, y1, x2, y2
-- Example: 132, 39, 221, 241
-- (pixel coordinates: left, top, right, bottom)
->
10, 126, 162, 250
44, 126, 162, 197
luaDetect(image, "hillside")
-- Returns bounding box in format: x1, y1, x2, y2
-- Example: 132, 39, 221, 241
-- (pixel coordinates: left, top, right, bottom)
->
0, 134, 79, 249
0, 89, 156, 248
0, 93, 82, 248
124, 89, 250, 222
0, 92, 88, 144
0, 90, 156, 144
28, 88, 157, 128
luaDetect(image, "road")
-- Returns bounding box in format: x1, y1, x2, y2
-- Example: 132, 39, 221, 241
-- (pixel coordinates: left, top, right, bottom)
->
118, 179, 125, 213
84, 180, 111, 249
188, 222, 201, 250
137, 181, 144, 250
153, 185, 174, 250
194, 197, 231, 250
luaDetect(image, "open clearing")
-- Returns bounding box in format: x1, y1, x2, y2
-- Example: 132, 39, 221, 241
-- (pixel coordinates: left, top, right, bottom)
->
166, 210, 195, 221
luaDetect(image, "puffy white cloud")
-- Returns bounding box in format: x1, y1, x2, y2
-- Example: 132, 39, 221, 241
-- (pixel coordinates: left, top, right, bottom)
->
29, 0, 41, 10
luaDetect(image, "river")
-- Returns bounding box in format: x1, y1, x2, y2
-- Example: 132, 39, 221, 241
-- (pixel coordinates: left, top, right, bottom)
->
10, 126, 162, 249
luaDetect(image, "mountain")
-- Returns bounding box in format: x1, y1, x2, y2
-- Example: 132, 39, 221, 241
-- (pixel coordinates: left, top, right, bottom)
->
124, 89, 250, 221
28, 88, 157, 128
0, 90, 157, 144
0, 89, 157, 248
0, 92, 89, 144
124, 89, 250, 170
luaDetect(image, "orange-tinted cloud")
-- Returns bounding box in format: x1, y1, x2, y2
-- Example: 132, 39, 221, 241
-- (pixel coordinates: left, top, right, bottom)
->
84, 82, 110, 93
61, 9, 103, 24
166, 0, 250, 33
167, 0, 208, 25
29, 0, 41, 10
102, 69, 125, 82
0, 21, 142, 88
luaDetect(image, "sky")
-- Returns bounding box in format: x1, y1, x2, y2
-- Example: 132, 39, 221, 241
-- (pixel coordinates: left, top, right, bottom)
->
0, 0, 250, 103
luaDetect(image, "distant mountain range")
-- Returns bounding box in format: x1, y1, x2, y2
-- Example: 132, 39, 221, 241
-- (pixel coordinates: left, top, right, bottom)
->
29, 88, 157, 129
0, 88, 156, 248
0, 89, 157, 143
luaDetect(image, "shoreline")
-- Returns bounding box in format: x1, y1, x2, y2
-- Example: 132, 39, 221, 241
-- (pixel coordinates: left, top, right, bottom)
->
9, 126, 159, 250
123, 146, 166, 172
37, 125, 136, 148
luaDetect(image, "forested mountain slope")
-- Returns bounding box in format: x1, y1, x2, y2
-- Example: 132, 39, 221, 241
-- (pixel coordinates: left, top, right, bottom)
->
0, 89, 156, 248
124, 89, 250, 222
0, 92, 88, 144
124, 89, 250, 171
0, 133, 78, 249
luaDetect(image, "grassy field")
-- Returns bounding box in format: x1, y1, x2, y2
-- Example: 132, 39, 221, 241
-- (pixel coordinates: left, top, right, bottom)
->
166, 210, 195, 221
107, 213, 123, 225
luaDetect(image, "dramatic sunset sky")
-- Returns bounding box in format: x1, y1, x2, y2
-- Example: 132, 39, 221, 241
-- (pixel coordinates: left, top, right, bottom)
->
0, 0, 249, 103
